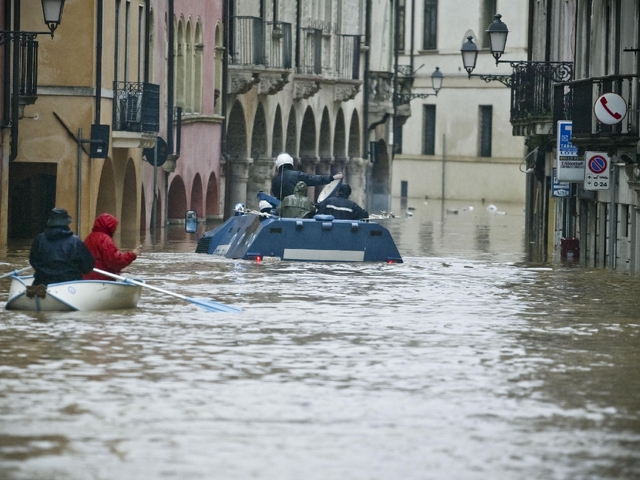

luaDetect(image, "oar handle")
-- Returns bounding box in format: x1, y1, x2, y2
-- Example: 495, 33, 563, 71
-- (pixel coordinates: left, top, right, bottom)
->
0, 266, 33, 280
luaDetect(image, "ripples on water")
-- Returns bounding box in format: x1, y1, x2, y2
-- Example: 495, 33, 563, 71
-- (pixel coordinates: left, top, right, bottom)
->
0, 201, 639, 479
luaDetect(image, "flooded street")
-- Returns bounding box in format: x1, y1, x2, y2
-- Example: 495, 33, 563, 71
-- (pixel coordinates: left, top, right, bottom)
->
1, 200, 640, 479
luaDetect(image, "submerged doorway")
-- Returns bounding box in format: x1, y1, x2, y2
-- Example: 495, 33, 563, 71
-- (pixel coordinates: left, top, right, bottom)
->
8, 163, 57, 239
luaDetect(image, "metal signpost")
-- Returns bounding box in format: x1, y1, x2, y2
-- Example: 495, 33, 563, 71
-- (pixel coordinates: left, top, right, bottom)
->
556, 120, 584, 182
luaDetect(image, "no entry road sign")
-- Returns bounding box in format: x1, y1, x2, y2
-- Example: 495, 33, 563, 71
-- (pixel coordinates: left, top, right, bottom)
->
584, 152, 610, 191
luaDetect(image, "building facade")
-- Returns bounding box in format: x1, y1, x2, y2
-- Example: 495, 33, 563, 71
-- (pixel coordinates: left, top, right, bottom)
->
391, 0, 528, 205
0, 0, 160, 249
221, 0, 374, 219
546, 0, 640, 271
144, 0, 224, 232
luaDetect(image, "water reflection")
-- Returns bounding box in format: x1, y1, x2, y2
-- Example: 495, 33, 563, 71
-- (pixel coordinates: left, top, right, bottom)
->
0, 201, 639, 479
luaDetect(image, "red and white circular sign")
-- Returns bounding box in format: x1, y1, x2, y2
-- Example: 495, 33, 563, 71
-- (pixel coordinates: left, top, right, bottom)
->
594, 93, 627, 125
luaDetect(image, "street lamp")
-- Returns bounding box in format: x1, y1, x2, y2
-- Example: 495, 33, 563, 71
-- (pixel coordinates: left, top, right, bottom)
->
0, 0, 66, 44
394, 67, 444, 105
431, 66, 443, 93
460, 14, 572, 86
41, 0, 66, 37
486, 13, 509, 64
460, 36, 478, 77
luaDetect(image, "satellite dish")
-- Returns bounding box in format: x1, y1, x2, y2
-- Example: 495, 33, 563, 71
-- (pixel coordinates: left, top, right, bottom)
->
317, 178, 342, 203
143, 137, 168, 166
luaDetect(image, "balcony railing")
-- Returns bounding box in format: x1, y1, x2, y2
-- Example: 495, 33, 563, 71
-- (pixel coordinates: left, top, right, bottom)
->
19, 39, 38, 101
230, 16, 292, 69
113, 82, 160, 133
299, 28, 322, 75
553, 74, 640, 140
335, 34, 360, 80
265, 21, 292, 69
509, 61, 573, 125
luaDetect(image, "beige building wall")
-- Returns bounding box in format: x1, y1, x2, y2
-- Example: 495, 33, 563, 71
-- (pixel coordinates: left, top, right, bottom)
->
3, 0, 148, 247
391, 0, 528, 204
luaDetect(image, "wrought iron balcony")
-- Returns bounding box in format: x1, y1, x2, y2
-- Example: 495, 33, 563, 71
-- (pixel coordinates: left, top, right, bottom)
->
19, 38, 39, 104
113, 82, 160, 133
553, 74, 640, 143
230, 16, 292, 69
508, 61, 572, 134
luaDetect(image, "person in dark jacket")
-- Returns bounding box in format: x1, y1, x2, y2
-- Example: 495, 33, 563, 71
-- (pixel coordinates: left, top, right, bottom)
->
317, 184, 369, 220
29, 208, 95, 286
271, 153, 343, 200
83, 213, 140, 281
277, 181, 316, 218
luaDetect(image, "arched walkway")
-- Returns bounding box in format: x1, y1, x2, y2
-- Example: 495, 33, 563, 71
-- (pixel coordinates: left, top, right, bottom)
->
96, 158, 117, 217
285, 106, 297, 155
371, 139, 391, 212
272, 105, 283, 156
168, 175, 187, 220
205, 172, 219, 218
120, 159, 138, 247
191, 173, 204, 218
249, 103, 271, 208
225, 100, 250, 217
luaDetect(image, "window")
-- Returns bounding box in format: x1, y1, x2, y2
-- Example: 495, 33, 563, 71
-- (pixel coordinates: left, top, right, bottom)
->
479, 105, 492, 157
423, 0, 437, 50
138, 5, 145, 81
480, 0, 496, 48
423, 105, 436, 155
396, 0, 405, 51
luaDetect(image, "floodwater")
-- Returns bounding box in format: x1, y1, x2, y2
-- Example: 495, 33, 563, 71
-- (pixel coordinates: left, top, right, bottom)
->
1, 199, 640, 480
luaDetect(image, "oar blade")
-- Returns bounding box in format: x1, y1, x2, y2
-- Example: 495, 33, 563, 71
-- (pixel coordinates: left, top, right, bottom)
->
188, 297, 242, 313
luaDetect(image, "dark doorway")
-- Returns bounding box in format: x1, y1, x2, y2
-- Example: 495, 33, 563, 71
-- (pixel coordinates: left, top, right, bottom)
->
8, 163, 57, 239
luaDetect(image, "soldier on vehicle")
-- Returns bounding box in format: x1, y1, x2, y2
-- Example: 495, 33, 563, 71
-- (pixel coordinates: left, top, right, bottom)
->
271, 153, 343, 201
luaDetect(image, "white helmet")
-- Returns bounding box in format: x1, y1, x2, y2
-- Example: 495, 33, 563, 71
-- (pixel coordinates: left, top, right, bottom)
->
275, 153, 294, 169
259, 200, 272, 212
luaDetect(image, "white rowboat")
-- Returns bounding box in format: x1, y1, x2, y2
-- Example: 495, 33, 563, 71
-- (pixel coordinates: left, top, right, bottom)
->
5, 275, 143, 312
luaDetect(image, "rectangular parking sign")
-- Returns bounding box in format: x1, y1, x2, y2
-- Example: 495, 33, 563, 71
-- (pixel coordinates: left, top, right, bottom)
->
556, 121, 584, 182
584, 152, 610, 190
552, 168, 570, 197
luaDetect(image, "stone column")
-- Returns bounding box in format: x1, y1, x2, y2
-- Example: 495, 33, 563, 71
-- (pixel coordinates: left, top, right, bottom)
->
300, 157, 320, 200
347, 157, 367, 207
247, 157, 275, 209
227, 157, 253, 218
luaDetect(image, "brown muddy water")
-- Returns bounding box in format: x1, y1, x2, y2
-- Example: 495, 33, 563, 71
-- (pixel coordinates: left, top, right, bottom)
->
0, 200, 639, 479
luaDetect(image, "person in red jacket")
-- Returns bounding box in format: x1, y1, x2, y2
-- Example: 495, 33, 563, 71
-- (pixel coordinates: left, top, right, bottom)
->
82, 213, 141, 281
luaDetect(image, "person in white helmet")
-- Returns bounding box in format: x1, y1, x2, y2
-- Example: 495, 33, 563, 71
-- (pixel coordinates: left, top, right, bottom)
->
271, 153, 343, 201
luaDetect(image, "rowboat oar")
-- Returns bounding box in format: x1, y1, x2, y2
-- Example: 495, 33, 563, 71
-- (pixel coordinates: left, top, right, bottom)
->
93, 268, 242, 313
0, 266, 33, 280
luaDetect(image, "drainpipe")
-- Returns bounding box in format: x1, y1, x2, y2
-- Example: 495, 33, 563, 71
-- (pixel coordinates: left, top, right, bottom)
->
9, 0, 20, 161
609, 165, 618, 269
410, 0, 414, 73
167, 0, 174, 152
222, 0, 231, 219
144, 0, 150, 83
295, 0, 300, 72
3, 0, 11, 125
95, 0, 103, 124
392, 0, 398, 161
362, 0, 370, 161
